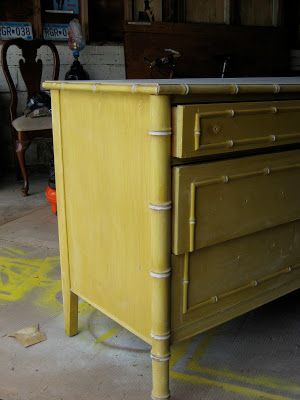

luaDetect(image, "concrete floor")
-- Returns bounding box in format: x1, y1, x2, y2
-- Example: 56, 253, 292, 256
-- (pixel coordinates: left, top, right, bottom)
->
0, 173, 300, 400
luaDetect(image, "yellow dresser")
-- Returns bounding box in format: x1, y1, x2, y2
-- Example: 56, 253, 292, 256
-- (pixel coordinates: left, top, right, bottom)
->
44, 78, 300, 400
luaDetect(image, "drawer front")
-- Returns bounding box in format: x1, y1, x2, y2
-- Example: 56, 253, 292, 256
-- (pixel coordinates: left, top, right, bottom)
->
172, 149, 300, 255
172, 100, 300, 158
171, 221, 300, 343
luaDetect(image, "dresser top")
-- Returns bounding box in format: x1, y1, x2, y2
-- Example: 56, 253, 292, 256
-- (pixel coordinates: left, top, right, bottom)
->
43, 77, 300, 96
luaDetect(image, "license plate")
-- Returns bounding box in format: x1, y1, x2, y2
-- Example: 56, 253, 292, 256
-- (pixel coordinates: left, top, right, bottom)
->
43, 23, 68, 41
0, 22, 33, 41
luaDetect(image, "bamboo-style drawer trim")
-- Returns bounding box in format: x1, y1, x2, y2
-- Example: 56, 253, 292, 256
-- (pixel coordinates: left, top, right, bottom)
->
188, 163, 300, 252
183, 262, 300, 315
194, 105, 300, 150
173, 100, 300, 158
194, 132, 300, 151
173, 150, 300, 255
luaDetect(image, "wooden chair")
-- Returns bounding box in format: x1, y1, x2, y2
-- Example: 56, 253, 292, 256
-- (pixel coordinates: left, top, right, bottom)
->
1, 38, 60, 196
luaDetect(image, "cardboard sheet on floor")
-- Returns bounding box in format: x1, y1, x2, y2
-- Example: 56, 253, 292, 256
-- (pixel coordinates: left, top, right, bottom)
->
9, 325, 47, 348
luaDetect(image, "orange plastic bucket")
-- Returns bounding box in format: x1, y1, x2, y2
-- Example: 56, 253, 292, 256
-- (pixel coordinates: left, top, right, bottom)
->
45, 186, 57, 215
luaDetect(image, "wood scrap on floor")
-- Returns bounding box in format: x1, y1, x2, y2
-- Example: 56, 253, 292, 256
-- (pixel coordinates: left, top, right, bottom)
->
9, 324, 47, 348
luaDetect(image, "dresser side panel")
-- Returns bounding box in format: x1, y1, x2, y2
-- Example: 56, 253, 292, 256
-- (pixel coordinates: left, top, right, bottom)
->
56, 90, 152, 342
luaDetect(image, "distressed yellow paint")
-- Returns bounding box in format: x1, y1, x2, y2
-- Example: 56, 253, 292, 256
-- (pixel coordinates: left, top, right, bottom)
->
0, 250, 61, 310
43, 79, 300, 399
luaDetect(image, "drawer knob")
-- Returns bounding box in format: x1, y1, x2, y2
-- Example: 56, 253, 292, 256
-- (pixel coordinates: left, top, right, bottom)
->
212, 124, 221, 134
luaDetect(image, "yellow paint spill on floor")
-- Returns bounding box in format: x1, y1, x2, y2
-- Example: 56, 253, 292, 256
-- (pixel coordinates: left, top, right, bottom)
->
95, 327, 120, 344
171, 370, 295, 400
0, 248, 61, 311
170, 329, 300, 399
1, 246, 299, 399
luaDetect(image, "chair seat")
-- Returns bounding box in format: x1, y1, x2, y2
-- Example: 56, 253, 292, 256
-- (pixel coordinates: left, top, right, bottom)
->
12, 115, 52, 132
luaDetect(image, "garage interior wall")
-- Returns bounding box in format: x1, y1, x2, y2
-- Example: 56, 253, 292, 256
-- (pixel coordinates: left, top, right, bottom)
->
0, 44, 125, 171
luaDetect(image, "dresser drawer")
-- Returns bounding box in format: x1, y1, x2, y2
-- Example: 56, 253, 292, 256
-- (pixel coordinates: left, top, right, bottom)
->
171, 221, 300, 342
172, 149, 300, 255
172, 100, 300, 158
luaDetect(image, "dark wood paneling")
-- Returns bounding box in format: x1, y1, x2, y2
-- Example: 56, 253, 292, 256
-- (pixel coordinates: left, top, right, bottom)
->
237, 0, 273, 26
89, 0, 123, 41
185, 0, 225, 23
283, 1, 300, 48
0, 0, 34, 21
124, 22, 289, 78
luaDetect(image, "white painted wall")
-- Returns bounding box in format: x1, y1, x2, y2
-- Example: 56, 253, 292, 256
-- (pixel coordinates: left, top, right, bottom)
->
0, 44, 125, 170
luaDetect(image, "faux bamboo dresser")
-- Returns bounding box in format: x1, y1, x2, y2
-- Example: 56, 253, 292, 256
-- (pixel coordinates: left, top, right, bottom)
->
44, 78, 300, 399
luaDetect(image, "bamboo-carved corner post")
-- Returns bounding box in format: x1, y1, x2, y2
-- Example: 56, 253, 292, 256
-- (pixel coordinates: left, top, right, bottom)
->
149, 95, 172, 400
51, 89, 78, 337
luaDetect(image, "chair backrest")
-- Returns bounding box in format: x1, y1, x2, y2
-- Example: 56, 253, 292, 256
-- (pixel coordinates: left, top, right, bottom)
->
1, 38, 60, 122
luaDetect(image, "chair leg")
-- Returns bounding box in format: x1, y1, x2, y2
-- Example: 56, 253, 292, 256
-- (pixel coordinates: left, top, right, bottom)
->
10, 133, 22, 181
15, 138, 30, 196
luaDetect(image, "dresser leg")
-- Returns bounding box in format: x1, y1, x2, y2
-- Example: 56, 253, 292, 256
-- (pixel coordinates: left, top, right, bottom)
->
151, 355, 170, 399
63, 290, 78, 337
149, 95, 172, 400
